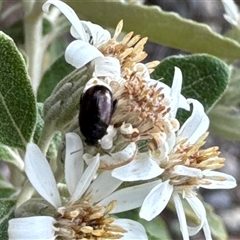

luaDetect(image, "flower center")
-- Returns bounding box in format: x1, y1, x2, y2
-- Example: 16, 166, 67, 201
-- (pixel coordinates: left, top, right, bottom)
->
111, 71, 171, 138
160, 133, 225, 193
99, 20, 159, 78
54, 200, 126, 239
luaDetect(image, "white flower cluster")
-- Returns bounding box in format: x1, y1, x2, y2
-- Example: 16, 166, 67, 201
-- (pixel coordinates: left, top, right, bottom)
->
8, 1, 237, 240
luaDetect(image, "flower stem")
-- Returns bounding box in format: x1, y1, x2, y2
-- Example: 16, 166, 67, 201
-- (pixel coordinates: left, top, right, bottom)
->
23, 1, 45, 95
37, 123, 55, 155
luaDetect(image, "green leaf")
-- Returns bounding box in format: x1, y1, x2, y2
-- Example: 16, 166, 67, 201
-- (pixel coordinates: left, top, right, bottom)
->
0, 199, 16, 240
0, 188, 16, 199
204, 202, 228, 240
34, 103, 61, 158
224, 27, 240, 45
1, 20, 24, 45
0, 32, 37, 149
209, 105, 240, 141
43, 18, 53, 36
38, 55, 74, 102
139, 217, 172, 240
217, 66, 240, 107
0, 144, 23, 170
2, 17, 53, 46
66, 0, 240, 61
208, 66, 240, 140
151, 54, 230, 112
114, 209, 171, 240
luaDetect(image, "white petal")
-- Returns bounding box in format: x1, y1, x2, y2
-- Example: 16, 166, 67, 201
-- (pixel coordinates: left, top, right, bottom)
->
100, 135, 114, 150
101, 125, 117, 150
179, 95, 190, 111
140, 180, 173, 221
114, 219, 148, 240
69, 154, 100, 203
223, 14, 239, 27
150, 137, 170, 164
186, 196, 206, 236
172, 193, 189, 240
178, 99, 209, 144
65, 40, 103, 68
84, 142, 137, 170
173, 165, 202, 178
81, 21, 111, 47
43, 0, 88, 41
65, 133, 84, 195
8, 216, 56, 239
221, 0, 239, 22
86, 170, 122, 203
133, 63, 150, 80
170, 67, 190, 113
99, 180, 162, 213
165, 130, 176, 153
112, 152, 164, 181
83, 77, 112, 93
201, 170, 237, 189
170, 67, 183, 117
25, 143, 61, 209
94, 57, 121, 79
203, 219, 213, 240
70, 22, 110, 47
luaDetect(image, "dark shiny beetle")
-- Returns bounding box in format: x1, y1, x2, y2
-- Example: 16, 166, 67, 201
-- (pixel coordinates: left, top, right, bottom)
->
79, 85, 117, 145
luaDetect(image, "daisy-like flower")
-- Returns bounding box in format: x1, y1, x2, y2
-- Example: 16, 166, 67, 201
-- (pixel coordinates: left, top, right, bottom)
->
137, 99, 237, 240
84, 66, 188, 180
8, 133, 157, 239
43, 1, 189, 177
42, 0, 159, 79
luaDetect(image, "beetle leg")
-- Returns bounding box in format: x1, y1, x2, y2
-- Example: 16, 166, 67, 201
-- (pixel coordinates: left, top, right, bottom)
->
112, 99, 118, 114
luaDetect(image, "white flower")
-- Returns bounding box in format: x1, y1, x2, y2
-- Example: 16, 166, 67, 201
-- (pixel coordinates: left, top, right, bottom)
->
109, 67, 189, 181
221, 0, 240, 28
42, 1, 161, 80
8, 133, 155, 239
138, 99, 237, 240
43, 0, 111, 69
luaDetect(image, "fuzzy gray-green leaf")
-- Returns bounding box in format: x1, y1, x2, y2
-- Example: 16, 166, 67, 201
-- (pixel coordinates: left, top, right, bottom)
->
34, 103, 61, 159
0, 199, 15, 240
0, 32, 36, 149
0, 188, 16, 199
139, 217, 172, 240
209, 105, 240, 141
204, 202, 228, 240
0, 144, 23, 170
37, 55, 74, 102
